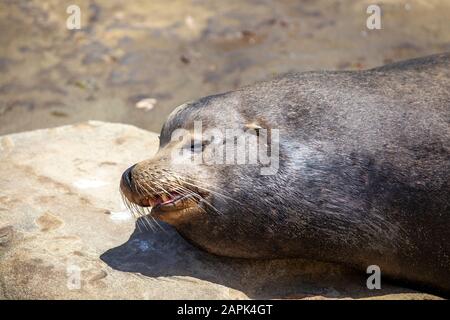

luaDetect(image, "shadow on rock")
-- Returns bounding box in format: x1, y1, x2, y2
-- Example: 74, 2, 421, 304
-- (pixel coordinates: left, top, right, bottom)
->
100, 218, 414, 299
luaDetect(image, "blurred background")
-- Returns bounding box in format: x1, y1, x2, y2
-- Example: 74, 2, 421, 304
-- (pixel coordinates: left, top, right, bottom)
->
0, 0, 449, 136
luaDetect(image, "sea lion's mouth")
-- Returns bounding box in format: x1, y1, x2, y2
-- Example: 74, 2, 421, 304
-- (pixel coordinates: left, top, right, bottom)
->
120, 165, 210, 223
142, 192, 198, 213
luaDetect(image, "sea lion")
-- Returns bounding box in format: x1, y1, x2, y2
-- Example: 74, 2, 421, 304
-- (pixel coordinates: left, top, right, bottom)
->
120, 53, 450, 294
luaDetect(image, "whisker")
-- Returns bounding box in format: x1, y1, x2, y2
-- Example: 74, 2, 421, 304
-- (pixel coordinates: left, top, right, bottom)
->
169, 173, 261, 218
164, 180, 225, 216
120, 166, 261, 229
146, 207, 167, 233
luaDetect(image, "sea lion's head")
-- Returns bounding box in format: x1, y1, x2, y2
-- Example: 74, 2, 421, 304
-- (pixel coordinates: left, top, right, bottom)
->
120, 91, 282, 257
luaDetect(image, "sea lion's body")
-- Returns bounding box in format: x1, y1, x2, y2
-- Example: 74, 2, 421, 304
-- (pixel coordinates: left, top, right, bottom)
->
121, 53, 450, 294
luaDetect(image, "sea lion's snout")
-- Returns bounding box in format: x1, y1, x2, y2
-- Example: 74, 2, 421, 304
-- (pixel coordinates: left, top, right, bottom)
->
120, 163, 171, 208
121, 164, 135, 191
120, 164, 142, 206
119, 156, 209, 225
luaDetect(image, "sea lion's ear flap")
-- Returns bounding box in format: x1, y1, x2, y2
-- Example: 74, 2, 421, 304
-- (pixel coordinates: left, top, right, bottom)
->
245, 123, 262, 136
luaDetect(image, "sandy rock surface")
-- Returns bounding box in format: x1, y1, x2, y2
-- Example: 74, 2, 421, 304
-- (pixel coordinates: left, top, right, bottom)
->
0, 122, 443, 299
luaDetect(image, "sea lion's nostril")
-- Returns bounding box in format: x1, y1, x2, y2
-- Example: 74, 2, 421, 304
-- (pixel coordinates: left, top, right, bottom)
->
122, 164, 136, 190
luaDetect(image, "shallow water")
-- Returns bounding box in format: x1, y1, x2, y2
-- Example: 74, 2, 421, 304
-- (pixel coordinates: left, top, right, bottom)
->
1, 0, 449, 135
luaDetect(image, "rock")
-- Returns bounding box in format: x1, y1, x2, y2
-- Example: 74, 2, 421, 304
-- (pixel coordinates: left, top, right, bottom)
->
135, 98, 157, 111
0, 121, 443, 299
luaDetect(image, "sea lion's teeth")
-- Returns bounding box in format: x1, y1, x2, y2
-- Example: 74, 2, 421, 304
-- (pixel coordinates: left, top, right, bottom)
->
150, 197, 159, 206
